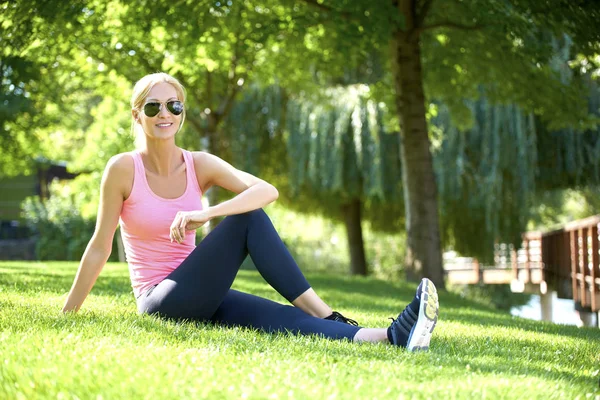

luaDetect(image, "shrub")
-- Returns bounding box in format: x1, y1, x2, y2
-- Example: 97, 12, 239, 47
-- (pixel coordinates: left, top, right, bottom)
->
21, 181, 119, 261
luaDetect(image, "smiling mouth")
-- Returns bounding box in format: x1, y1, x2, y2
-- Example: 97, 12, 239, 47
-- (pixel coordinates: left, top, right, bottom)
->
156, 123, 173, 127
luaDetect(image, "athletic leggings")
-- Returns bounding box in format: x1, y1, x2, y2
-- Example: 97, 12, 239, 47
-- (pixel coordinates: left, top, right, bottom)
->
136, 209, 361, 340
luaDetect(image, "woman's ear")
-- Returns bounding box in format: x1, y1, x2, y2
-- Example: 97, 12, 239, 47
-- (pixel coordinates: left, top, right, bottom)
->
132, 109, 141, 123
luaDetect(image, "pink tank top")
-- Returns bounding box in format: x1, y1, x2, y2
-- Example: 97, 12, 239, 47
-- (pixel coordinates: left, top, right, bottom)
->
119, 150, 203, 298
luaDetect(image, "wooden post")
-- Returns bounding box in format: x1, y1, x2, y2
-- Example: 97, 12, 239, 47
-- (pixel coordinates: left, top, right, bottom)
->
540, 291, 553, 322
540, 233, 558, 290
562, 231, 572, 299
581, 228, 589, 307
591, 225, 599, 312
558, 233, 564, 285
570, 230, 579, 303
578, 311, 595, 327
511, 247, 518, 281
524, 239, 530, 283
474, 258, 481, 284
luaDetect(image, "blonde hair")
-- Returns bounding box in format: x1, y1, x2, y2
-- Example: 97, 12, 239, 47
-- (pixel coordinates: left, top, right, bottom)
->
130, 72, 187, 148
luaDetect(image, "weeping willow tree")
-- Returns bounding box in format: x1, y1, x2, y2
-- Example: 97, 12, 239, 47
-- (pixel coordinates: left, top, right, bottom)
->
224, 84, 403, 275
433, 100, 538, 262
285, 91, 404, 275
536, 78, 600, 190
223, 32, 599, 272
225, 77, 600, 271
430, 33, 600, 263
433, 76, 600, 263
222, 84, 288, 189
535, 36, 600, 190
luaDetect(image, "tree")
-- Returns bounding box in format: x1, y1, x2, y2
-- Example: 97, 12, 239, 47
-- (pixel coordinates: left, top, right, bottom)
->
49, 0, 358, 213
5, 1, 600, 286
223, 82, 407, 275
285, 0, 600, 289
0, 0, 129, 176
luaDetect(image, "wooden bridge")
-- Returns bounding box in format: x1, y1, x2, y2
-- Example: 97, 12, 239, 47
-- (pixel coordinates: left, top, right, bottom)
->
444, 215, 600, 323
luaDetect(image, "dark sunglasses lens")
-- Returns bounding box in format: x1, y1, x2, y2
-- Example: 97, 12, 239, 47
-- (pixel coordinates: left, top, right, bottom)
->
143, 103, 161, 117
167, 101, 184, 115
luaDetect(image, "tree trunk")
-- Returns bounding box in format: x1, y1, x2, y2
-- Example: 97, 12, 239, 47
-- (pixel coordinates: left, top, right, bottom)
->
392, 15, 445, 289
205, 113, 225, 231
342, 198, 368, 275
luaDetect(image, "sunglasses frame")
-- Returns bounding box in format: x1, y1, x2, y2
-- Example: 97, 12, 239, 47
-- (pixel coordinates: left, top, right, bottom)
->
142, 100, 184, 117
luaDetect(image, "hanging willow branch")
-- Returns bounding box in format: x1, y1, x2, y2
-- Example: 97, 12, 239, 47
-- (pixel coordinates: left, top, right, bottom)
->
224, 80, 600, 262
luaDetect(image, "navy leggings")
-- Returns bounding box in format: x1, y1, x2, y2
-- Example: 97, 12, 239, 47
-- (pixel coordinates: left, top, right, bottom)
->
137, 209, 361, 340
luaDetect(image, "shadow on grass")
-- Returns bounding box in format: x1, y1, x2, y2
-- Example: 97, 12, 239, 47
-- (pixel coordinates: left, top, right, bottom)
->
241, 271, 600, 342
0, 270, 133, 296
3, 297, 597, 391
1, 262, 598, 343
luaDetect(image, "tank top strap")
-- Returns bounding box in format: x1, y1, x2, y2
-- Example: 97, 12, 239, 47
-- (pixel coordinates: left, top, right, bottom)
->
182, 150, 203, 196
126, 151, 146, 200
131, 151, 145, 176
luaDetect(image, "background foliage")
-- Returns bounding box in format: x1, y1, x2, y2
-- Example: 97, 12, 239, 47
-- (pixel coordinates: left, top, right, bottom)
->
1, 1, 599, 282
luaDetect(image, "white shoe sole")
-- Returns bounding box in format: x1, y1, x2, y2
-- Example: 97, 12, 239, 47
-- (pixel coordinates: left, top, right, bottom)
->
406, 278, 439, 351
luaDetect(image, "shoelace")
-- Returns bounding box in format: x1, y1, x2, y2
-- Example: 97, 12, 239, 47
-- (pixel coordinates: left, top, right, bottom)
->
327, 311, 359, 326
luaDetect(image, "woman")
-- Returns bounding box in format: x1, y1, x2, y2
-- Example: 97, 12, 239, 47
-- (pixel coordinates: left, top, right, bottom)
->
62, 72, 439, 351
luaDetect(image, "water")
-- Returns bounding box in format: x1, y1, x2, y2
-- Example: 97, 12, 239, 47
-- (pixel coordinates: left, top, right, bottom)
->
511, 292, 597, 326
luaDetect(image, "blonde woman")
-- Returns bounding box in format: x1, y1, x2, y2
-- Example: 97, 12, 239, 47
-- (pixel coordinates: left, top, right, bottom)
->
63, 72, 439, 350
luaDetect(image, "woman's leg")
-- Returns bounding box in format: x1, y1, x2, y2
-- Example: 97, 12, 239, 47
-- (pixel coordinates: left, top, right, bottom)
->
211, 289, 361, 340
211, 279, 438, 348
290, 288, 332, 318
225, 209, 332, 317
139, 209, 332, 320
138, 209, 438, 348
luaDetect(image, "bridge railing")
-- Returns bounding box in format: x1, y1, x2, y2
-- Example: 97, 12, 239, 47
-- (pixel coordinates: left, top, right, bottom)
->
542, 216, 600, 312
444, 215, 600, 312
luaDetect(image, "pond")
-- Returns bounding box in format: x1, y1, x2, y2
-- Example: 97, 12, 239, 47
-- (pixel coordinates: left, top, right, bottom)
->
511, 292, 597, 327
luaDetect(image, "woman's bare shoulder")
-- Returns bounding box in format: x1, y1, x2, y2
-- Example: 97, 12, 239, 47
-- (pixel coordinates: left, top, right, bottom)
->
191, 150, 226, 170
105, 152, 135, 173
190, 150, 217, 163
103, 153, 135, 198
190, 151, 221, 192
107, 152, 134, 166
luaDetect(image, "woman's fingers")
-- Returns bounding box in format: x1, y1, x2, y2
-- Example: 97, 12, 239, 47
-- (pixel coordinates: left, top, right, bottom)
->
179, 215, 187, 239
170, 213, 182, 243
170, 212, 191, 243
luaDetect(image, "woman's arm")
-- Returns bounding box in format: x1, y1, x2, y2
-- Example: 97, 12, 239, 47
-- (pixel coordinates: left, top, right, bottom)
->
169, 152, 278, 243
195, 151, 279, 218
62, 155, 130, 313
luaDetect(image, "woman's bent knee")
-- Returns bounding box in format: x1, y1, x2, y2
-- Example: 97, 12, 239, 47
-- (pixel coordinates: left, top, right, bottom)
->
225, 209, 267, 226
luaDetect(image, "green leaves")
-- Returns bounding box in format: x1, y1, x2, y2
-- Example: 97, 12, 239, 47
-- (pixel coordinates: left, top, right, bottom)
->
2, 0, 599, 266
421, 0, 599, 131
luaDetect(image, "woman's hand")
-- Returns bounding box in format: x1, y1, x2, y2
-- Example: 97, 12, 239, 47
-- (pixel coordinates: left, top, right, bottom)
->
170, 209, 212, 243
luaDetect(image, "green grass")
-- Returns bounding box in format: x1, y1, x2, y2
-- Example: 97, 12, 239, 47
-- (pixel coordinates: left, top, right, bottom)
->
1, 262, 599, 399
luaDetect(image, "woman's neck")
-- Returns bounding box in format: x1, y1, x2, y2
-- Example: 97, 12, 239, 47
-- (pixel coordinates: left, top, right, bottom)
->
140, 140, 183, 177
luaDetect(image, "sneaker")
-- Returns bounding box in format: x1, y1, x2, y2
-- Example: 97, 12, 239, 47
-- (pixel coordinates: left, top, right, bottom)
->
388, 278, 439, 351
325, 311, 359, 326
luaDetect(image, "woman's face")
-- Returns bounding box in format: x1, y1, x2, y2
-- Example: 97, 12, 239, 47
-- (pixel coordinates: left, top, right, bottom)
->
136, 82, 183, 141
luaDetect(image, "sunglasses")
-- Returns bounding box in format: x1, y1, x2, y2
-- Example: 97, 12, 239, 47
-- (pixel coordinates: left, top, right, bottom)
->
142, 100, 184, 117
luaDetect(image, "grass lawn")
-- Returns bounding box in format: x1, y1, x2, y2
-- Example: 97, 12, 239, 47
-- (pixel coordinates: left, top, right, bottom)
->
1, 261, 599, 399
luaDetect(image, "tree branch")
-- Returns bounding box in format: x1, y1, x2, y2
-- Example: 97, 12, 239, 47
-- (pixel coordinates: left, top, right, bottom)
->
418, 20, 485, 33
216, 18, 247, 120
217, 46, 249, 120
416, 0, 434, 27
185, 113, 205, 135
176, 74, 199, 101
217, 76, 244, 119
296, 0, 359, 23
206, 68, 213, 112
